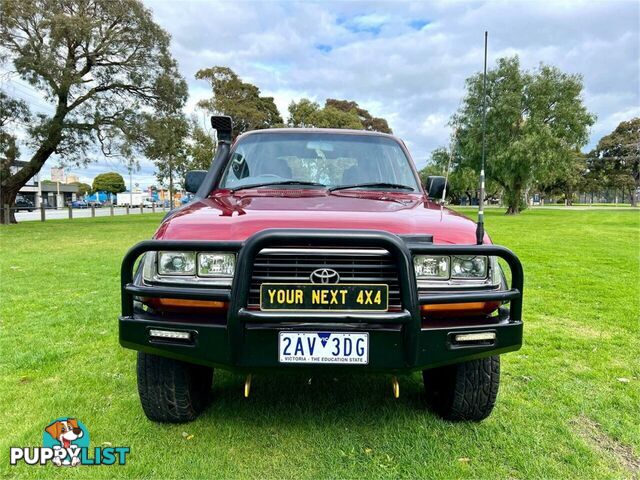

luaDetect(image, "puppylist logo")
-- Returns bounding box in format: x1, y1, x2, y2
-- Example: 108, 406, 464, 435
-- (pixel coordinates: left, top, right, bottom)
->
10, 417, 130, 467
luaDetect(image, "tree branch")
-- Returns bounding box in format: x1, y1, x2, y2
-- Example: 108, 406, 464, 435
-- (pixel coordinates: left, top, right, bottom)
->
67, 83, 156, 111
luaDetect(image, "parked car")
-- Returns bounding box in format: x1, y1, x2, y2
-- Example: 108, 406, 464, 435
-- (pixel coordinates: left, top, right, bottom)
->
142, 198, 156, 208
119, 117, 524, 423
87, 200, 103, 208
70, 200, 88, 209
14, 195, 34, 212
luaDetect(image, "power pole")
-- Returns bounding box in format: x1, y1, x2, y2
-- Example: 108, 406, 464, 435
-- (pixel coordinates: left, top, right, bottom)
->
168, 157, 174, 208
36, 172, 42, 208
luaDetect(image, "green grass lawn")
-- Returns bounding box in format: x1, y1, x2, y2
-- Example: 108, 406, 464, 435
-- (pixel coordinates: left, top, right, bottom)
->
1, 209, 639, 479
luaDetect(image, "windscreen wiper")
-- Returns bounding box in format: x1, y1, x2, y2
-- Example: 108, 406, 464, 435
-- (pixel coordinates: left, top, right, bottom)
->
230, 180, 326, 192
329, 182, 415, 192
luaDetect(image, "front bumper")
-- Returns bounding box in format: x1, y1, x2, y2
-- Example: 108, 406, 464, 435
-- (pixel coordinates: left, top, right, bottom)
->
119, 229, 524, 373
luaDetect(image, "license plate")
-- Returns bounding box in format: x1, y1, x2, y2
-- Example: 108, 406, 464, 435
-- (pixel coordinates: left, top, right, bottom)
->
279, 332, 369, 364
260, 284, 388, 311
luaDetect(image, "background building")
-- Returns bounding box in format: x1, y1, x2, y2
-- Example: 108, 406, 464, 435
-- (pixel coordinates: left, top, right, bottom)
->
15, 162, 79, 208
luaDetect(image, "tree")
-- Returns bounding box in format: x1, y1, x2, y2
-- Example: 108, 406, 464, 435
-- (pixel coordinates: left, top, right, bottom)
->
287, 99, 363, 130
419, 149, 454, 199
195, 66, 283, 138
144, 115, 216, 203
186, 119, 216, 171
0, 92, 30, 185
303, 104, 364, 130
143, 112, 189, 206
69, 181, 92, 196
588, 118, 639, 206
453, 56, 595, 214
325, 99, 392, 133
92, 172, 125, 195
288, 98, 392, 132
538, 151, 587, 205
420, 147, 496, 205
288, 99, 323, 128
0, 0, 187, 223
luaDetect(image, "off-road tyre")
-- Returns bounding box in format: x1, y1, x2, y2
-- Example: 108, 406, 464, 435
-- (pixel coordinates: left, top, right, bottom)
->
137, 352, 213, 423
422, 355, 500, 421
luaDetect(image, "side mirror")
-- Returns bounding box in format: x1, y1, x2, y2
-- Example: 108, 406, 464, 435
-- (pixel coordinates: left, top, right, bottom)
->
210, 115, 233, 143
185, 170, 207, 194
425, 175, 447, 200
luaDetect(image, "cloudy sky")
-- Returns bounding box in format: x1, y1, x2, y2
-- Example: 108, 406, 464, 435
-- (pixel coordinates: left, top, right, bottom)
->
5, 0, 639, 187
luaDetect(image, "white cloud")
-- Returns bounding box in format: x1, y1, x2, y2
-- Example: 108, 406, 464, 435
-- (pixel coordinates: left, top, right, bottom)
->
147, 0, 637, 171
7, 0, 639, 184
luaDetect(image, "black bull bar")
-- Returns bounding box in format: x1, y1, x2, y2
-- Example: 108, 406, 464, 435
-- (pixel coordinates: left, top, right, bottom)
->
120, 229, 523, 368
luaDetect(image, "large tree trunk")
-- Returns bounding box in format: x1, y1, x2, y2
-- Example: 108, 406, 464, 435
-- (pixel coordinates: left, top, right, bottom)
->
506, 204, 520, 214
504, 185, 524, 215
630, 188, 637, 207
0, 188, 19, 224
565, 188, 573, 206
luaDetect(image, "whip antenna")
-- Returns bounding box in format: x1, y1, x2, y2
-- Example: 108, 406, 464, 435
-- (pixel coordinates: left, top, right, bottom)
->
476, 31, 488, 245
442, 129, 457, 205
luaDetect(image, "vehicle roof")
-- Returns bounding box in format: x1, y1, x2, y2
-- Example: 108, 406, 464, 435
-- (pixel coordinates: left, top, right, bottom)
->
237, 128, 401, 141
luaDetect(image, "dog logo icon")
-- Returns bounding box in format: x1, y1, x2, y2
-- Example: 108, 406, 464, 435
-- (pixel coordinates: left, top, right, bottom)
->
43, 418, 89, 466
10, 417, 128, 466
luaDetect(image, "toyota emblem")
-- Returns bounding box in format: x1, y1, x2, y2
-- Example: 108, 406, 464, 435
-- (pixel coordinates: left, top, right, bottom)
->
310, 268, 340, 284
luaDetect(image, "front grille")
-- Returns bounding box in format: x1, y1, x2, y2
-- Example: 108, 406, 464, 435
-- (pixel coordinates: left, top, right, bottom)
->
248, 247, 402, 310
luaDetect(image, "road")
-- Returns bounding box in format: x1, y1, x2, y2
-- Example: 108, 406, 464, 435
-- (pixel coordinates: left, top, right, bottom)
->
15, 206, 168, 222
13, 204, 635, 222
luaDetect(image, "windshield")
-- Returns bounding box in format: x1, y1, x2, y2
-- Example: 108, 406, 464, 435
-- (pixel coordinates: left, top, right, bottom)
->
219, 132, 421, 191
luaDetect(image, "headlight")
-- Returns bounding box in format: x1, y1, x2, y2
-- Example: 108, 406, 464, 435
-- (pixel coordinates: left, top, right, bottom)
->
413, 255, 491, 281
451, 255, 488, 279
158, 251, 196, 275
144, 251, 236, 284
198, 253, 235, 277
414, 255, 450, 279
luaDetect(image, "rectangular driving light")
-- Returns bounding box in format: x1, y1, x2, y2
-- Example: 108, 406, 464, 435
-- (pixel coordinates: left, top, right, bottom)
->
197, 252, 235, 277
454, 332, 496, 343
149, 329, 191, 341
414, 255, 450, 279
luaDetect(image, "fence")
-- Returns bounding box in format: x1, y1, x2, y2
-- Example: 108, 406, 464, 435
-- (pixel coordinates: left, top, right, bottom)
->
3, 202, 169, 224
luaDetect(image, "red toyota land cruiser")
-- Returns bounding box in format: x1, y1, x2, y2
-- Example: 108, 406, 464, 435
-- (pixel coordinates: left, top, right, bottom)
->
120, 116, 523, 423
